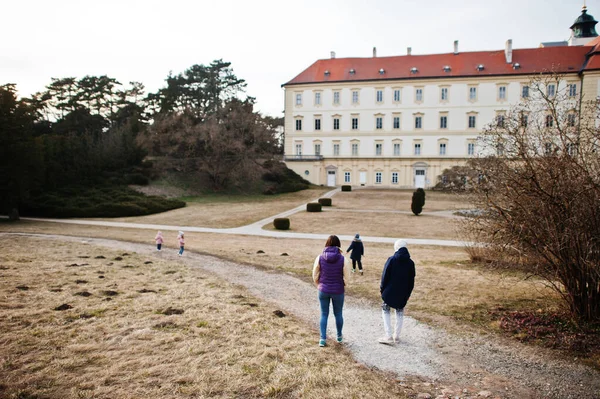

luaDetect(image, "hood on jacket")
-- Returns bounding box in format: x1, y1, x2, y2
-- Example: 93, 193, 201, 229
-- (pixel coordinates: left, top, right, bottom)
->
395, 246, 411, 259
321, 246, 343, 263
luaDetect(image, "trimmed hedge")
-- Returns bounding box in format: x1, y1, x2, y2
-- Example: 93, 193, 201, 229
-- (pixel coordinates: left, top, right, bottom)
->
273, 218, 290, 230
341, 185, 352, 192
306, 202, 322, 212
318, 198, 332, 206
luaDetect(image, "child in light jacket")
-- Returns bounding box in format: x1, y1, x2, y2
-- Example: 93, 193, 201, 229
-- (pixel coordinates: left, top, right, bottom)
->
177, 231, 185, 256
155, 231, 164, 251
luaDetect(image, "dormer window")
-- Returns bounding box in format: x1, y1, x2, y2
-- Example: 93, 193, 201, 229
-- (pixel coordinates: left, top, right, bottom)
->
349, 68, 356, 75
476, 64, 485, 71
324, 70, 330, 76
379, 68, 385, 75
443, 65, 451, 72
410, 67, 418, 74
513, 63, 521, 70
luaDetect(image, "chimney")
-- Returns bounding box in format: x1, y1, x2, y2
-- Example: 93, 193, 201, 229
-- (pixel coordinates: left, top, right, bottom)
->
505, 39, 513, 64
407, 47, 412, 56
453, 40, 459, 55
330, 51, 336, 59
373, 47, 377, 57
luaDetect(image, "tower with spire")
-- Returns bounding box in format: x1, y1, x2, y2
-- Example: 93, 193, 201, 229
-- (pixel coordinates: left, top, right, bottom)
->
569, 3, 598, 46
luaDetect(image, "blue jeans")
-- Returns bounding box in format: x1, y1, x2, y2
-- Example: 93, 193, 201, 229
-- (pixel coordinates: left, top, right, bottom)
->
318, 291, 344, 340
179, 246, 184, 255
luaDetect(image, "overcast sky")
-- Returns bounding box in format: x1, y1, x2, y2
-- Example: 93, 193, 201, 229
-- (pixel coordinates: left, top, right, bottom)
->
0, 0, 593, 117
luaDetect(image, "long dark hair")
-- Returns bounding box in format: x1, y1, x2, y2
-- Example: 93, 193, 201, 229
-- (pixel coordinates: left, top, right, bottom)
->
325, 235, 341, 248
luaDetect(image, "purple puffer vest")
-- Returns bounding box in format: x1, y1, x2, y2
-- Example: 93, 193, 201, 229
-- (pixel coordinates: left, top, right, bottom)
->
318, 246, 345, 295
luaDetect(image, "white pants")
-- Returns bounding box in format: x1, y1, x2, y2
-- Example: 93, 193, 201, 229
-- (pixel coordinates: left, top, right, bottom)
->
382, 303, 404, 339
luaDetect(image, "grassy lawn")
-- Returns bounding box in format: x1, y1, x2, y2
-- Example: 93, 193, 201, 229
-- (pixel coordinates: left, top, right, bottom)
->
0, 236, 409, 398
90, 187, 331, 228
331, 189, 473, 212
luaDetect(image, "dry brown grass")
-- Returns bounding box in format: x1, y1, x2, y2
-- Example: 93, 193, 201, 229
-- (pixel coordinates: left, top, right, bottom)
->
91, 187, 331, 228
0, 235, 410, 399
332, 189, 473, 212
269, 210, 460, 240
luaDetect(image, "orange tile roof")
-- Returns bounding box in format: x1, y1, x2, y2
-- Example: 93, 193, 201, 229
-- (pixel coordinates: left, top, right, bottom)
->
283, 46, 593, 86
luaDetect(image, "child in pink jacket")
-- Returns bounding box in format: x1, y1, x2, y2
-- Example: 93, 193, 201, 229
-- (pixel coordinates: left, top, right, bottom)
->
155, 231, 164, 251
177, 231, 185, 256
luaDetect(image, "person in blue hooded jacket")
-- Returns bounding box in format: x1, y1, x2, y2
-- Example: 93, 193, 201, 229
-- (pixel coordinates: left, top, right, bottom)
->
312, 235, 349, 347
379, 239, 415, 345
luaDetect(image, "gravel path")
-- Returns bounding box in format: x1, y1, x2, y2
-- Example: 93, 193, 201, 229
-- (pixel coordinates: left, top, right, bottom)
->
6, 233, 600, 399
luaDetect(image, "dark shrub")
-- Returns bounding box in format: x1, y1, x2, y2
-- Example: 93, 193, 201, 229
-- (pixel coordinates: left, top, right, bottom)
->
318, 198, 332, 206
411, 189, 425, 216
263, 186, 276, 195
341, 185, 352, 192
306, 202, 322, 212
273, 218, 290, 230
126, 173, 150, 185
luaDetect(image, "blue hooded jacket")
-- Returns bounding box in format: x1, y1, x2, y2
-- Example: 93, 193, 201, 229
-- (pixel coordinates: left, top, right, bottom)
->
380, 247, 415, 309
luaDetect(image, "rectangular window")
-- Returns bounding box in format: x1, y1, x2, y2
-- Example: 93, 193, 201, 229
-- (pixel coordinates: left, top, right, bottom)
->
376, 90, 383, 103
344, 172, 351, 183
333, 144, 340, 156
376, 117, 383, 129
439, 143, 447, 155
569, 84, 577, 97
469, 87, 477, 101
521, 113, 528, 127
440, 116, 447, 129
497, 115, 505, 128
522, 85, 529, 98
333, 118, 340, 130
393, 89, 401, 102
352, 91, 359, 104
375, 143, 382, 156
440, 87, 448, 101
295, 93, 302, 105
468, 115, 476, 128
547, 84, 556, 97
314, 92, 321, 105
351, 143, 358, 156
415, 116, 422, 129
393, 143, 400, 156
415, 88, 423, 102
568, 113, 576, 127
567, 143, 578, 156
333, 92, 340, 104
352, 118, 359, 130
468, 143, 475, 156
314, 118, 321, 130
498, 86, 507, 100
545, 115, 553, 127
392, 172, 398, 184
393, 116, 400, 129
414, 143, 421, 155
295, 144, 302, 155
375, 172, 382, 184
314, 144, 321, 156
295, 119, 302, 131
544, 143, 553, 156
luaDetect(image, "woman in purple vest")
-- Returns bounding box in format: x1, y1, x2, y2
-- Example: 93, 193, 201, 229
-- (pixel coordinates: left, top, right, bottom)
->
312, 235, 349, 347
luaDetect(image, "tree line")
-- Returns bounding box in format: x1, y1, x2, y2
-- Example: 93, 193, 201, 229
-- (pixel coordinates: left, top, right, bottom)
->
0, 60, 284, 215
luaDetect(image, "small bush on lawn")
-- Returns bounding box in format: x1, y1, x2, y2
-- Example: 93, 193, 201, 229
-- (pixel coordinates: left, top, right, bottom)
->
318, 198, 332, 206
306, 203, 322, 212
341, 185, 352, 192
411, 188, 425, 216
273, 218, 290, 230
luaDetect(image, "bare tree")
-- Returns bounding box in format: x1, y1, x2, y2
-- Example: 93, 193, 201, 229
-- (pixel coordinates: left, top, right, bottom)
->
464, 73, 600, 322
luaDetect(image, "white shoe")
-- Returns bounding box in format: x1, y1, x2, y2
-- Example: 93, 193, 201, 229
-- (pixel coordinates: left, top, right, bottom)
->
378, 336, 394, 345
393, 335, 400, 343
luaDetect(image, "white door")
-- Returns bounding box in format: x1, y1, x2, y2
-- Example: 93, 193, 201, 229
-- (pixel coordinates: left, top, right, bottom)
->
415, 169, 426, 188
327, 171, 336, 187
359, 171, 367, 185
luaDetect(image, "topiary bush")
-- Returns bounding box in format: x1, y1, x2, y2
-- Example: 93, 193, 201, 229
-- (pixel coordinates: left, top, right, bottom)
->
411, 188, 425, 216
306, 202, 322, 212
273, 218, 290, 230
341, 185, 352, 192
318, 198, 332, 206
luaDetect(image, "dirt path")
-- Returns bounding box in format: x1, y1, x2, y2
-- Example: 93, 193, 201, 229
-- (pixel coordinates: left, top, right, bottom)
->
6, 233, 600, 399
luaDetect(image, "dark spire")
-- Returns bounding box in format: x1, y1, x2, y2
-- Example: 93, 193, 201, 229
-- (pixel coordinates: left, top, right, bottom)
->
570, 5, 598, 38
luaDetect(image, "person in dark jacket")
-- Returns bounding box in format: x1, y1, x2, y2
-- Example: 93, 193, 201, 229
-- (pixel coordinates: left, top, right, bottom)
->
312, 235, 349, 347
346, 233, 365, 275
379, 239, 415, 345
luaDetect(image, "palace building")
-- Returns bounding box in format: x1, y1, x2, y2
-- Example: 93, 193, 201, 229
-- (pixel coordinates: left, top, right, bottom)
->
281, 5, 600, 188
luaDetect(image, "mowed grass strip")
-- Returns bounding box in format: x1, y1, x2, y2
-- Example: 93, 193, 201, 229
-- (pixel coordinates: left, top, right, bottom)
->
0, 236, 409, 399
90, 187, 331, 228
332, 189, 473, 212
